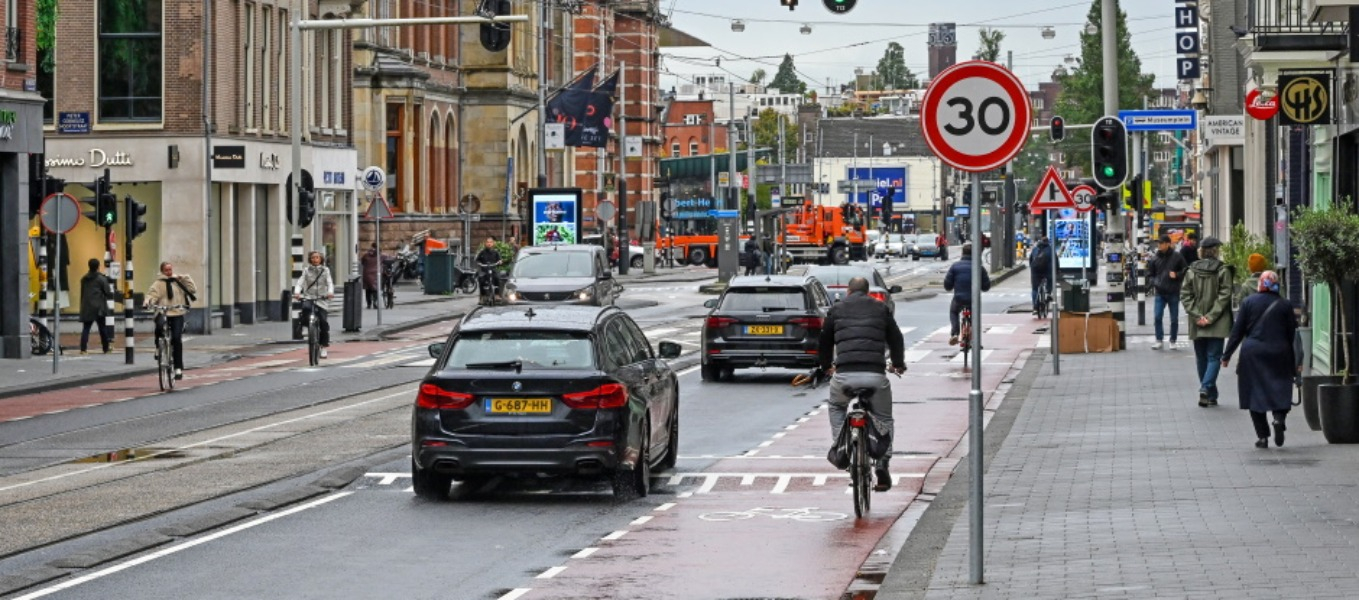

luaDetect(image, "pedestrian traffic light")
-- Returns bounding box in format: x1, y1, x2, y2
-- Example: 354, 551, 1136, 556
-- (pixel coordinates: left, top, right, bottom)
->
125, 196, 148, 241
98, 177, 118, 227
1050, 116, 1065, 142
1091, 116, 1128, 190
478, 0, 511, 53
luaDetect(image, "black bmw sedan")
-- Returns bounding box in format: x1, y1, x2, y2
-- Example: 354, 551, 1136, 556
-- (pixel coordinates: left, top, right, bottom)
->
411, 304, 682, 500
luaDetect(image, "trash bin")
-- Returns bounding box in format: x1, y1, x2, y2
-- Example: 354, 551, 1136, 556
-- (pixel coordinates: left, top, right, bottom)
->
342, 277, 363, 332
1061, 278, 1090, 313
424, 250, 455, 295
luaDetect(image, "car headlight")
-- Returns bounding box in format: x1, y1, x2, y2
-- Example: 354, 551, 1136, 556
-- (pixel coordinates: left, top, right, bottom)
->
577, 286, 596, 300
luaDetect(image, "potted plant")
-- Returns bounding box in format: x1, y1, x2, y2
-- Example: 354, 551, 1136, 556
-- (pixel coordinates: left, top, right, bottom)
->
1292, 202, 1359, 443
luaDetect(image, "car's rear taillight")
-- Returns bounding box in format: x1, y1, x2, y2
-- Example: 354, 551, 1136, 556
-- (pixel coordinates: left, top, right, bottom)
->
706, 316, 737, 329
561, 383, 629, 409
416, 384, 475, 410
790, 316, 823, 330
869, 292, 887, 303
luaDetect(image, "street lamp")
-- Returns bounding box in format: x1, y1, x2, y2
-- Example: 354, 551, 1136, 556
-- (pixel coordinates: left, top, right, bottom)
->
731, 19, 745, 32
1084, 22, 1098, 36
800, 23, 812, 35
1041, 26, 1055, 39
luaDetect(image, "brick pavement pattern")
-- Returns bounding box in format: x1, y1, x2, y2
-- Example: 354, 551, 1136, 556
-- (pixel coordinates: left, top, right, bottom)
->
919, 346, 1359, 600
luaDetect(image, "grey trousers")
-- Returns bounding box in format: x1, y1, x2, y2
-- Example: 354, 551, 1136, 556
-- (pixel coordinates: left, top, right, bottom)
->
827, 371, 895, 465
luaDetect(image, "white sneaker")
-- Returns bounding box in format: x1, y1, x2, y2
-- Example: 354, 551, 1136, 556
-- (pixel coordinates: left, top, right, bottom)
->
1151, 342, 1164, 350
320, 348, 328, 359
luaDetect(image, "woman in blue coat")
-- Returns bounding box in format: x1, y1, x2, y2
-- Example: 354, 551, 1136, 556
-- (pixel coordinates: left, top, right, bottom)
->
1221, 271, 1299, 448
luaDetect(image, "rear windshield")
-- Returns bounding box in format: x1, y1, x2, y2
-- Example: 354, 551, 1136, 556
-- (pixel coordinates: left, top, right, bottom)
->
513, 252, 595, 278
447, 330, 595, 370
719, 287, 808, 312
807, 268, 872, 286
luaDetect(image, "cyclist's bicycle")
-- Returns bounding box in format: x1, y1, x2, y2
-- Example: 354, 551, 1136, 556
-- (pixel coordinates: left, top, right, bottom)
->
295, 295, 325, 366
960, 307, 974, 369
1034, 278, 1052, 320
793, 367, 898, 519
148, 304, 187, 391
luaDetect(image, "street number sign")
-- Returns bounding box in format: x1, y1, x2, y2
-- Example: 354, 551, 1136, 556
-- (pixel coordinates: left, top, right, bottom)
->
920, 61, 1032, 172
360, 166, 386, 192
1071, 184, 1097, 213
40, 193, 82, 234
1028, 166, 1076, 211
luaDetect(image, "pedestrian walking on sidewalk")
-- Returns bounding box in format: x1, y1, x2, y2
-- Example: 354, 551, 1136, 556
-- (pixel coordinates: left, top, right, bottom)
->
1234, 253, 1268, 308
1147, 234, 1189, 349
78, 258, 114, 354
1182, 237, 1234, 407
1221, 271, 1299, 448
360, 244, 381, 309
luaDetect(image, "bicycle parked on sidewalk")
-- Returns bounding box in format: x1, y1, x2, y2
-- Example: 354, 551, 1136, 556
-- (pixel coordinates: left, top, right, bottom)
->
148, 304, 187, 391
295, 294, 325, 366
793, 367, 895, 519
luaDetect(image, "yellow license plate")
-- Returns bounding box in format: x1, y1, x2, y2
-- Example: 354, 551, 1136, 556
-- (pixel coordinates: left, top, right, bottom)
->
745, 325, 784, 335
486, 398, 553, 414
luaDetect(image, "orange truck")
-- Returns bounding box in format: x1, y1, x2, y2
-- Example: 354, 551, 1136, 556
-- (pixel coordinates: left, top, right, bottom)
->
657, 202, 869, 267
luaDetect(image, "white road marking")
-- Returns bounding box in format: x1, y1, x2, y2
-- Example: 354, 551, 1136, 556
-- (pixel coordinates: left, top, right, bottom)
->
987, 325, 1017, 334
645, 327, 678, 337
498, 589, 532, 600
902, 349, 932, 363
630, 516, 653, 526
572, 547, 599, 559
11, 492, 352, 600
740, 475, 756, 485
771, 475, 793, 494
898, 326, 917, 335
950, 349, 994, 364
655, 503, 677, 511
536, 566, 567, 579
602, 530, 628, 541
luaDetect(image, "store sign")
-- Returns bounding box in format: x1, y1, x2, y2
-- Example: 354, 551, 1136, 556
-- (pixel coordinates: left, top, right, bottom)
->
1277, 73, 1332, 125
323, 171, 346, 185
1200, 116, 1245, 147
1245, 88, 1280, 120
58, 112, 90, 134
672, 197, 716, 220
212, 145, 246, 169
44, 149, 135, 168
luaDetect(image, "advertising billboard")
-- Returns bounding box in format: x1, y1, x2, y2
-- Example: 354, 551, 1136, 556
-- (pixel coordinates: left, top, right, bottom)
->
1051, 216, 1092, 270
845, 167, 907, 208
528, 188, 583, 246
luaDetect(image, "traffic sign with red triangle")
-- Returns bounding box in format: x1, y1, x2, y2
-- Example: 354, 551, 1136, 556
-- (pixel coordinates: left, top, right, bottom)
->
365, 194, 394, 219
1028, 166, 1076, 211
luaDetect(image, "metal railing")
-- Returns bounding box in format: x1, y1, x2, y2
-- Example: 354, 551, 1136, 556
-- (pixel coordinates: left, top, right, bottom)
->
5, 27, 20, 62
1249, 0, 1347, 50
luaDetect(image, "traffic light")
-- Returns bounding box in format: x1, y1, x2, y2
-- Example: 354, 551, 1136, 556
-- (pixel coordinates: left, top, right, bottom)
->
1090, 116, 1128, 190
125, 196, 148, 241
478, 0, 511, 53
98, 177, 118, 227
882, 186, 895, 227
781, 0, 798, 9
298, 186, 316, 229
1050, 116, 1065, 142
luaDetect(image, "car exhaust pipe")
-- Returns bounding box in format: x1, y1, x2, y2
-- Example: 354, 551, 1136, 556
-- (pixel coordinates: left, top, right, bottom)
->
576, 459, 605, 475
431, 459, 462, 474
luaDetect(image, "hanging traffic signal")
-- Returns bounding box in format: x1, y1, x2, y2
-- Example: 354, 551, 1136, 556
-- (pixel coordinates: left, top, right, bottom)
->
298, 187, 316, 229
125, 196, 148, 241
478, 0, 512, 53
1090, 116, 1128, 190
781, 0, 798, 9
1050, 116, 1065, 142
98, 179, 118, 227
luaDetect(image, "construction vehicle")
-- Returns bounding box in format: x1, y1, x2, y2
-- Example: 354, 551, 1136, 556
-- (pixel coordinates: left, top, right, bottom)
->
657, 201, 869, 267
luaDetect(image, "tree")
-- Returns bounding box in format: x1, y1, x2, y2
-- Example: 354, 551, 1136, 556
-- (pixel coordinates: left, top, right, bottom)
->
872, 42, 918, 91
749, 68, 767, 86
1051, 1, 1158, 176
976, 28, 1005, 63
750, 108, 800, 160
768, 54, 807, 95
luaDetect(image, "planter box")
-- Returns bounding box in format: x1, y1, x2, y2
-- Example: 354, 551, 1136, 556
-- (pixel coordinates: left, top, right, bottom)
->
1302, 375, 1344, 431
1318, 382, 1359, 444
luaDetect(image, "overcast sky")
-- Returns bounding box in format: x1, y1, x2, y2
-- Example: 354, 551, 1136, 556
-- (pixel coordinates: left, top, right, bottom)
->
658, 0, 1179, 94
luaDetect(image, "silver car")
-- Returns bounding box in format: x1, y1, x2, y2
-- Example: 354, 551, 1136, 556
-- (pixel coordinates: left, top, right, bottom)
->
804, 265, 902, 314
504, 245, 622, 306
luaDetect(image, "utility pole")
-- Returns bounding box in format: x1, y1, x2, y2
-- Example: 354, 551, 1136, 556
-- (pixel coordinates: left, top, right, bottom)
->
728, 84, 738, 213
536, 0, 549, 187
779, 115, 787, 214
1101, 0, 1126, 349
710, 113, 717, 199
618, 62, 629, 275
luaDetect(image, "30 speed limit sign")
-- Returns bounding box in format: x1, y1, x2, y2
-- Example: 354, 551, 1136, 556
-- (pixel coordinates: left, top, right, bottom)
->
920, 61, 1032, 172
1071, 184, 1098, 213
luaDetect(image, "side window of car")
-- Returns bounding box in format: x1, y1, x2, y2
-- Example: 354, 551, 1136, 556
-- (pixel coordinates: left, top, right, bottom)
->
618, 316, 653, 362
602, 319, 637, 367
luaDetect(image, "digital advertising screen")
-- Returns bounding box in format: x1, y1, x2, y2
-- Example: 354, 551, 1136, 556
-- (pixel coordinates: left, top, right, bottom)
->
528, 188, 582, 246
1051, 217, 1092, 270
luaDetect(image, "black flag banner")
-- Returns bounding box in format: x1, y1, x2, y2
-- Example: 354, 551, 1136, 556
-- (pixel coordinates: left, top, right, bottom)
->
579, 69, 620, 148
546, 66, 598, 147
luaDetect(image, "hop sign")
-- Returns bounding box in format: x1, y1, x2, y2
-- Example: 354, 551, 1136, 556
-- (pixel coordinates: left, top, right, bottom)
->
920, 61, 1032, 172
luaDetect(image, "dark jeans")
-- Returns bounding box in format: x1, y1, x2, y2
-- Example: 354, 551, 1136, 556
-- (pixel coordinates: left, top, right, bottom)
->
1153, 293, 1181, 343
949, 299, 971, 337
827, 372, 894, 467
300, 306, 330, 346
1193, 337, 1225, 400
80, 319, 112, 352
364, 287, 377, 309
1250, 409, 1290, 439
154, 314, 186, 370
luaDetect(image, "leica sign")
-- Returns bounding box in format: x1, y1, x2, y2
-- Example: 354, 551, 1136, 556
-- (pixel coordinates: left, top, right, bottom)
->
1246, 88, 1280, 120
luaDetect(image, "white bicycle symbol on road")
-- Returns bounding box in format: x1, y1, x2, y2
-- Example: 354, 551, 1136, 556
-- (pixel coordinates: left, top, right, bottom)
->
698, 507, 848, 522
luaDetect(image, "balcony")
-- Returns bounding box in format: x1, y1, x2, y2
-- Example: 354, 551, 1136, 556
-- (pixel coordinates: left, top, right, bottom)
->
5, 27, 19, 63
1250, 0, 1348, 51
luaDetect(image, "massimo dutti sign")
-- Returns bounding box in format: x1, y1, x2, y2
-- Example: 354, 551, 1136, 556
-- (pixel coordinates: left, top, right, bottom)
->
212, 145, 246, 169
1278, 73, 1333, 125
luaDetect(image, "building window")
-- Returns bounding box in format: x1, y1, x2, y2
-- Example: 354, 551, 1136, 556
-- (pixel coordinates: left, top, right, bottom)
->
332, 31, 344, 128
36, 0, 53, 123
386, 103, 404, 211
689, 141, 699, 156
671, 142, 679, 157
262, 7, 272, 130
319, 30, 330, 129
245, 3, 255, 129
278, 9, 287, 131
98, 0, 163, 122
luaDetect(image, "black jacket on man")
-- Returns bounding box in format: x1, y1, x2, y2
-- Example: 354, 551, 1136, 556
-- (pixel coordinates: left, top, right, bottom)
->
943, 257, 992, 304
818, 292, 906, 373
475, 247, 502, 267
1148, 247, 1189, 296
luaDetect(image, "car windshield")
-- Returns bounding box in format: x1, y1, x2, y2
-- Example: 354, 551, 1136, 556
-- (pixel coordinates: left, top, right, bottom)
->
915, 235, 935, 245
447, 330, 594, 370
719, 287, 807, 311
513, 252, 595, 278
806, 267, 873, 287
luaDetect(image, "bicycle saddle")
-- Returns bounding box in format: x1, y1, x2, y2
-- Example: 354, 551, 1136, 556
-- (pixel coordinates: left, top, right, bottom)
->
846, 387, 876, 400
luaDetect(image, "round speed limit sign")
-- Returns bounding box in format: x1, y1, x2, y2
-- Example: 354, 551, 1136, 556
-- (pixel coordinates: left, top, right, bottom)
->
920, 61, 1032, 172
1071, 184, 1098, 213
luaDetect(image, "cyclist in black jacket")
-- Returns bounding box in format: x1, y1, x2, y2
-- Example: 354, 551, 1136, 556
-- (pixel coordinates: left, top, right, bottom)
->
818, 277, 907, 491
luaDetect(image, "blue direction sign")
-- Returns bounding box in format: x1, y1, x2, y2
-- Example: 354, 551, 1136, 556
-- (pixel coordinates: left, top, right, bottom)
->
708, 209, 740, 218
1119, 109, 1197, 132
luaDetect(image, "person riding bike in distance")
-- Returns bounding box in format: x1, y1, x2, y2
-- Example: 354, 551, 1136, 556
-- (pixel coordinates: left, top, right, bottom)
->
293, 250, 335, 359
817, 277, 907, 492
475, 238, 504, 297
1028, 235, 1053, 316
143, 261, 197, 381
943, 243, 992, 346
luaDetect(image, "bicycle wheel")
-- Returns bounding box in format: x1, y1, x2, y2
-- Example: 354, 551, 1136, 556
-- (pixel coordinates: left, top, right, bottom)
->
307, 318, 319, 366
157, 337, 171, 391
852, 428, 871, 518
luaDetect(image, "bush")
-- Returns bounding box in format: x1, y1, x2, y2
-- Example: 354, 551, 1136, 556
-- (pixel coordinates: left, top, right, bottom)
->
1222, 221, 1273, 282
1292, 201, 1359, 378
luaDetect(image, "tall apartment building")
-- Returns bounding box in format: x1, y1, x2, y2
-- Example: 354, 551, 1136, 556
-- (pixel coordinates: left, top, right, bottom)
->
37, 0, 357, 333
0, 0, 49, 357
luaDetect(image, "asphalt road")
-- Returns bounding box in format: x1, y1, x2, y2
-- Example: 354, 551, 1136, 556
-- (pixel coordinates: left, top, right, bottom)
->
0, 256, 1038, 599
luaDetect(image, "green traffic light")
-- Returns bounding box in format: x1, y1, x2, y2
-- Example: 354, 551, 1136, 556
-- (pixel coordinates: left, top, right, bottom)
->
1102, 166, 1115, 177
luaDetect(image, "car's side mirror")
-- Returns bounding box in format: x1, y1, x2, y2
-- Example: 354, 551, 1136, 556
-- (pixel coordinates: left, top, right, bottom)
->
658, 341, 682, 359
703, 299, 718, 309
428, 342, 445, 358
890, 285, 903, 293
599, 271, 613, 279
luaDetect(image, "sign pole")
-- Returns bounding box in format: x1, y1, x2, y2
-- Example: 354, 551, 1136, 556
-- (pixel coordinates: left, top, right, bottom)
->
1051, 208, 1060, 375
52, 201, 61, 374
968, 171, 984, 583
375, 195, 382, 328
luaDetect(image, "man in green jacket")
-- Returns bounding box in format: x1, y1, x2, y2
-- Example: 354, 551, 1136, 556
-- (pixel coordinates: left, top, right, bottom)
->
1181, 237, 1234, 407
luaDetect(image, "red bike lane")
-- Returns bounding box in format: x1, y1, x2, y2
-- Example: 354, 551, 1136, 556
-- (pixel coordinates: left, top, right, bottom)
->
505, 315, 1044, 600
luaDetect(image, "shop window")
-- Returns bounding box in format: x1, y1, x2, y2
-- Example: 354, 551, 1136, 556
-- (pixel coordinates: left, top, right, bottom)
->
98, 0, 163, 122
